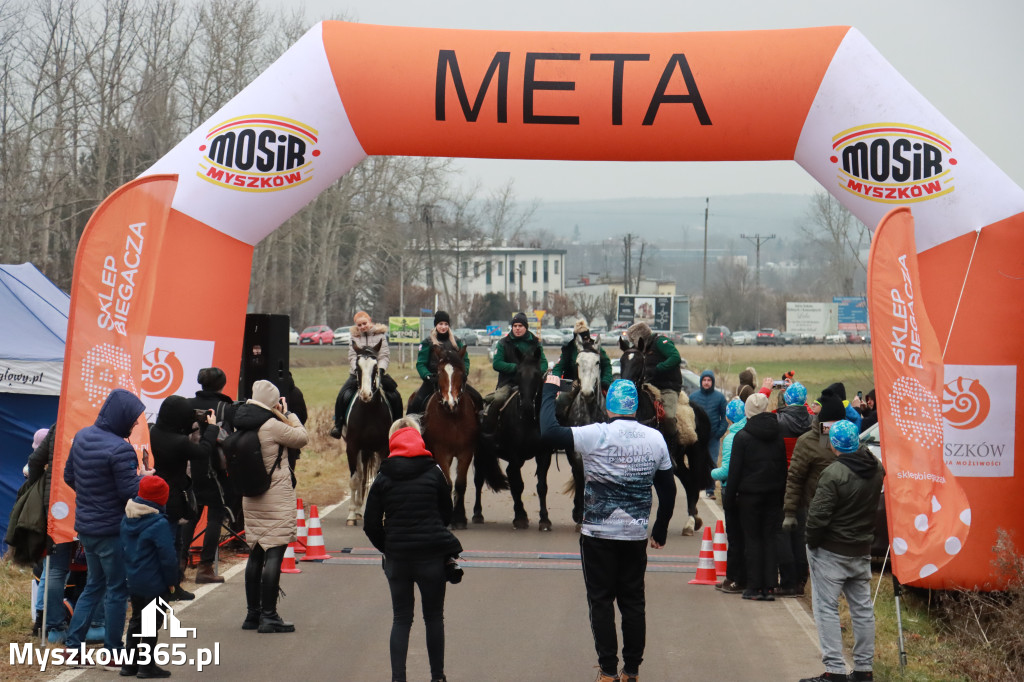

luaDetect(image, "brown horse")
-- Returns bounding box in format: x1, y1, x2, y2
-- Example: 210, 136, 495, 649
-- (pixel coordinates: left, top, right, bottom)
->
422, 345, 507, 528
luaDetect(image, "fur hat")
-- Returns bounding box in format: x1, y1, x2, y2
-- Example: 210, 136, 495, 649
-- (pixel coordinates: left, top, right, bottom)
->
138, 476, 170, 507
511, 312, 528, 327
250, 379, 280, 411
738, 366, 757, 389
744, 393, 770, 419
434, 311, 450, 326
574, 319, 589, 335
626, 321, 652, 344
816, 392, 846, 422
737, 384, 755, 403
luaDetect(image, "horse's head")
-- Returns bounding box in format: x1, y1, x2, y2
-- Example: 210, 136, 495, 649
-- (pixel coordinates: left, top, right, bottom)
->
575, 337, 601, 398
618, 336, 647, 388
514, 344, 544, 415
354, 339, 382, 402
434, 345, 467, 411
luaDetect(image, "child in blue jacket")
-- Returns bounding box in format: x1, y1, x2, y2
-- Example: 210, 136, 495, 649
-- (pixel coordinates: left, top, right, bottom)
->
120, 476, 178, 678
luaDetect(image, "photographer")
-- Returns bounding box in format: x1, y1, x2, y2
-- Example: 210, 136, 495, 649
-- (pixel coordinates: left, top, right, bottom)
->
363, 416, 462, 682
150, 395, 219, 599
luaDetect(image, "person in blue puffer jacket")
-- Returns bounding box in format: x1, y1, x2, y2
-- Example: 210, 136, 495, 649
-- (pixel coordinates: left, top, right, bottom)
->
63, 388, 150, 654
688, 369, 728, 498
119, 476, 178, 678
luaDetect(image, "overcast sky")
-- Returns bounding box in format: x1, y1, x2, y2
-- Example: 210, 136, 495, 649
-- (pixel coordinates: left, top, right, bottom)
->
283, 0, 1024, 203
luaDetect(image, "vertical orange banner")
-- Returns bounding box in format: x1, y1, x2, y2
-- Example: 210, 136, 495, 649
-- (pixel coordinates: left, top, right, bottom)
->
867, 207, 971, 587
49, 177, 178, 544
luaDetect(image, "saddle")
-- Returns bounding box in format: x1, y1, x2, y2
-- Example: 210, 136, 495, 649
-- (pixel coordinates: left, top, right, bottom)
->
641, 383, 698, 447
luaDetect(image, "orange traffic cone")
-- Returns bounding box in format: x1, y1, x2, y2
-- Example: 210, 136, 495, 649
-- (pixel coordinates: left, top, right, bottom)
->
295, 498, 307, 554
713, 519, 728, 577
300, 505, 334, 561
281, 542, 302, 574
688, 525, 719, 585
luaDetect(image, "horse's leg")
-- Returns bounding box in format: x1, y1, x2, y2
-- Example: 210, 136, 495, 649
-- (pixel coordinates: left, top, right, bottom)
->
535, 450, 552, 532
451, 451, 471, 530
506, 459, 529, 530
346, 443, 361, 525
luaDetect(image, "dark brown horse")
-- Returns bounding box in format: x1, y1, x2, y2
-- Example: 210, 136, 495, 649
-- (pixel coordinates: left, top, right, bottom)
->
618, 337, 712, 530
422, 345, 507, 529
344, 340, 395, 526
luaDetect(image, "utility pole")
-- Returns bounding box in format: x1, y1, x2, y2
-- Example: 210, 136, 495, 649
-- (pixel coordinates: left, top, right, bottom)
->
702, 198, 709, 299
740, 232, 776, 329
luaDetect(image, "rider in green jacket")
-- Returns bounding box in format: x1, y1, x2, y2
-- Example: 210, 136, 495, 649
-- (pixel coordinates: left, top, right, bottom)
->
481, 312, 548, 435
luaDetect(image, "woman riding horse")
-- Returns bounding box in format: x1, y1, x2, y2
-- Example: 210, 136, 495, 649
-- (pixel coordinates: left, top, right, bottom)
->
409, 311, 483, 415
332, 311, 403, 438
421, 345, 507, 529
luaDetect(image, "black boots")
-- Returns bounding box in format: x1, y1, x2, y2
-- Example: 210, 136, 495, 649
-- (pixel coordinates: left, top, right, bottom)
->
257, 611, 295, 633
245, 545, 294, 633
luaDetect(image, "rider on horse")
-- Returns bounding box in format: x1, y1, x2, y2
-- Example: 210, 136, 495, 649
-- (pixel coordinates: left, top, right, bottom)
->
332, 311, 404, 437
551, 319, 613, 416
480, 312, 548, 437
408, 311, 483, 415
624, 321, 683, 441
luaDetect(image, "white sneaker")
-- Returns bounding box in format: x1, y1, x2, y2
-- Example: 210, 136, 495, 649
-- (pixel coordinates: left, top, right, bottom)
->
681, 515, 695, 536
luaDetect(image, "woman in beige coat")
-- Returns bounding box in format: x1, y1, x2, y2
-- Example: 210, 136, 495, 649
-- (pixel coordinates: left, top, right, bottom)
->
235, 380, 308, 633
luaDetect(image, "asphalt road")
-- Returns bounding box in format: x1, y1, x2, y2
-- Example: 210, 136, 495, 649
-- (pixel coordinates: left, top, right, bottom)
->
57, 461, 823, 682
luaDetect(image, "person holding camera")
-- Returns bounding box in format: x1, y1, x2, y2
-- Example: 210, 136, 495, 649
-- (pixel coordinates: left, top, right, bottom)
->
150, 394, 219, 599
363, 416, 463, 682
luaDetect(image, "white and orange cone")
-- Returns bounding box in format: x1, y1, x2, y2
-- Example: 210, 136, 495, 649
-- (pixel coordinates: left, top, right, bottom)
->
300, 504, 334, 561
688, 525, 719, 585
295, 498, 307, 554
281, 542, 302, 574
713, 519, 728, 577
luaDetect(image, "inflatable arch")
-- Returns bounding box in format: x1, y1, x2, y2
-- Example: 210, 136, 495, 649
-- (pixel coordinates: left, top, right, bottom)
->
52, 22, 1024, 589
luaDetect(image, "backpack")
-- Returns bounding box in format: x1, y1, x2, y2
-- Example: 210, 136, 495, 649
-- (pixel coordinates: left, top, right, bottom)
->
222, 422, 283, 497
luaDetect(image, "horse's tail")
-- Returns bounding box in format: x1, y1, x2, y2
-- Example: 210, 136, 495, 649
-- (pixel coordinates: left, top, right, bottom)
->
561, 475, 576, 496
474, 433, 508, 492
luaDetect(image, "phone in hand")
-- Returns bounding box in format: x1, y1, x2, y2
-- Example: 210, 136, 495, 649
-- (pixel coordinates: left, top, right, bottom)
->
141, 444, 151, 470
772, 380, 786, 389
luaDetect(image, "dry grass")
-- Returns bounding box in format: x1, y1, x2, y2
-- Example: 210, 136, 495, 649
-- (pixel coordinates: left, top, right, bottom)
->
1, 560, 52, 680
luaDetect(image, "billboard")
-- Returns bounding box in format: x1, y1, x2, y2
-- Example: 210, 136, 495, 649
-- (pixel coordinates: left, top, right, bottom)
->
834, 296, 868, 331
388, 316, 420, 344
616, 295, 674, 331
786, 302, 838, 337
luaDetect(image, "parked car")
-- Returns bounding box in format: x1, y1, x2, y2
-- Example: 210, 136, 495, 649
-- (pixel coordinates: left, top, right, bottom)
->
859, 422, 890, 559
289, 327, 299, 345
610, 357, 621, 379
679, 332, 702, 345
599, 329, 624, 346
704, 325, 732, 346
299, 325, 334, 345
732, 330, 757, 346
332, 327, 351, 345
825, 333, 846, 344
756, 328, 783, 345
453, 328, 479, 346
540, 330, 565, 346
473, 329, 489, 344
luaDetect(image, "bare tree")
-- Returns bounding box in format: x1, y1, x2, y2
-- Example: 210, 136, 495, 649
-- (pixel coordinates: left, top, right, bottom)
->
799, 191, 869, 296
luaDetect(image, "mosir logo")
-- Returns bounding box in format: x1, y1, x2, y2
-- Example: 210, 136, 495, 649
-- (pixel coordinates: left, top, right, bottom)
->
831, 123, 955, 204
942, 376, 991, 430
943, 365, 1015, 478
197, 115, 319, 192
141, 348, 185, 400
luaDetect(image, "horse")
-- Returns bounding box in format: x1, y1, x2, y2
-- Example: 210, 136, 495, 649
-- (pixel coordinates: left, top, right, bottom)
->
489, 344, 554, 530
344, 340, 396, 526
618, 336, 712, 531
558, 337, 605, 525
421, 345, 507, 529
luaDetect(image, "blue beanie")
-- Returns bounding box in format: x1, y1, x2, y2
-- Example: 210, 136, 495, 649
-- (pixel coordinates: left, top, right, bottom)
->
726, 398, 744, 424
829, 420, 861, 454
606, 380, 639, 415
784, 382, 807, 406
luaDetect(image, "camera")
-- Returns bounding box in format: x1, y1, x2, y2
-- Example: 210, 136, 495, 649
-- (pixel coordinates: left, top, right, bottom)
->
445, 556, 464, 584
194, 408, 211, 423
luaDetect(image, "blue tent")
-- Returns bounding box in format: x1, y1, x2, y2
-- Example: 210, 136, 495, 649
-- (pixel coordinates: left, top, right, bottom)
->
0, 263, 69, 549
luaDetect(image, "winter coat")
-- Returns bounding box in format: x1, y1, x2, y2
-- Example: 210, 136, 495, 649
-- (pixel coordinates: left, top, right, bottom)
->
723, 412, 787, 510
64, 389, 145, 536
784, 418, 837, 517
121, 498, 178, 600
363, 427, 463, 561
149, 395, 219, 513
552, 339, 613, 389
806, 445, 885, 556
349, 323, 391, 372
26, 426, 56, 506
492, 331, 547, 388
776, 404, 812, 466
236, 401, 308, 549
416, 329, 468, 380
689, 371, 728, 441
712, 417, 746, 483
643, 333, 682, 392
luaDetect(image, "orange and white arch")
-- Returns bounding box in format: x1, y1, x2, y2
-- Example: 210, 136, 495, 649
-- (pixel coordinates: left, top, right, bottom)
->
52, 22, 1024, 589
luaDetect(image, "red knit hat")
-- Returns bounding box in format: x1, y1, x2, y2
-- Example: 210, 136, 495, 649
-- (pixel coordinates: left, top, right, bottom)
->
138, 476, 170, 506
